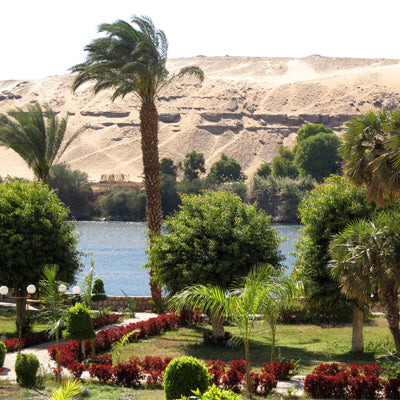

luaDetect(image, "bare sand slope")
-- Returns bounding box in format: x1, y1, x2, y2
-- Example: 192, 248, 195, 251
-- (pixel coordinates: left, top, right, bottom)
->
1, 55, 400, 181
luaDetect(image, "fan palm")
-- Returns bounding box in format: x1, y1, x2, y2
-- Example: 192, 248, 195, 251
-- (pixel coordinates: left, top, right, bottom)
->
0, 102, 85, 185
340, 108, 400, 206
71, 15, 204, 305
329, 212, 400, 352
169, 265, 302, 399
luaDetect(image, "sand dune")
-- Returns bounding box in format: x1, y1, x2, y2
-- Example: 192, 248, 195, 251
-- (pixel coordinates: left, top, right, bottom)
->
1, 55, 400, 181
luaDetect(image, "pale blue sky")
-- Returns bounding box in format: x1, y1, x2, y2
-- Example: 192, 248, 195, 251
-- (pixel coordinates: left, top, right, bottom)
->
1, 0, 399, 80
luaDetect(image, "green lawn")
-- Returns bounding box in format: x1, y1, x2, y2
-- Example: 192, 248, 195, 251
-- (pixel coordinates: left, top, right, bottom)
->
0, 307, 48, 339
118, 314, 393, 375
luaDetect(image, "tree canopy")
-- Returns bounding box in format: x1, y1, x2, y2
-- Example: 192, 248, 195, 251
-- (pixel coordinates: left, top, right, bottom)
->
149, 191, 283, 295
207, 153, 246, 183
295, 175, 376, 319
183, 150, 206, 181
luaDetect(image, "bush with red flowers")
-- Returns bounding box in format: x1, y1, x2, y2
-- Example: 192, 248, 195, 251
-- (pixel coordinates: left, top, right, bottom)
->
304, 363, 383, 399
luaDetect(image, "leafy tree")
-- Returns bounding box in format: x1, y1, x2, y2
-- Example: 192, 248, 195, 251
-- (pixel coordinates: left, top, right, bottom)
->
270, 145, 298, 178
207, 153, 246, 183
248, 175, 315, 223
71, 15, 204, 306
0, 180, 80, 333
294, 132, 341, 181
183, 150, 206, 181
296, 123, 333, 142
97, 188, 146, 221
329, 211, 400, 352
340, 108, 400, 206
48, 163, 95, 219
0, 102, 86, 185
159, 158, 178, 178
150, 191, 283, 338
295, 175, 376, 322
160, 174, 180, 216
256, 162, 271, 178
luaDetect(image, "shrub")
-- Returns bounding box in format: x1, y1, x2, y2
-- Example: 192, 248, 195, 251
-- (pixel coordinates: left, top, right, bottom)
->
384, 377, 400, 399
191, 384, 243, 399
261, 361, 295, 380
87, 363, 114, 383
163, 356, 209, 400
92, 278, 107, 302
250, 372, 277, 396
15, 352, 39, 387
0, 342, 6, 367
114, 359, 142, 387
63, 303, 96, 342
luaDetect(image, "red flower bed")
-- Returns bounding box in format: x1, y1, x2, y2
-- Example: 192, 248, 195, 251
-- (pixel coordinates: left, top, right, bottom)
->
304, 363, 383, 399
2, 313, 120, 353
261, 361, 295, 380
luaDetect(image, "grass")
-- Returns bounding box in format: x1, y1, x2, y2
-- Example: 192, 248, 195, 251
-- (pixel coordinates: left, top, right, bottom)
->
118, 314, 394, 375
0, 307, 48, 339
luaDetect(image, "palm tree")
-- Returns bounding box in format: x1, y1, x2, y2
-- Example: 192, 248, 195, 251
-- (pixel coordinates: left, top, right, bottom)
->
71, 15, 204, 306
329, 212, 400, 352
340, 108, 400, 206
39, 265, 68, 381
0, 102, 85, 185
169, 266, 302, 399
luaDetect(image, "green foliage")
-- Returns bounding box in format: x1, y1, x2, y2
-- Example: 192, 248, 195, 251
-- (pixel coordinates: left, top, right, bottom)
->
190, 384, 242, 400
294, 132, 341, 181
295, 175, 376, 310
249, 174, 315, 222
121, 290, 137, 318
160, 158, 178, 178
49, 379, 84, 400
48, 163, 95, 219
92, 279, 107, 303
271, 145, 298, 178
296, 123, 333, 142
160, 174, 180, 215
80, 259, 95, 308
97, 188, 146, 221
207, 153, 246, 183
0, 102, 86, 183
63, 303, 96, 342
377, 350, 400, 380
15, 352, 39, 387
163, 356, 209, 400
112, 330, 137, 364
255, 162, 271, 178
0, 179, 80, 293
150, 191, 283, 295
0, 341, 6, 367
183, 150, 206, 181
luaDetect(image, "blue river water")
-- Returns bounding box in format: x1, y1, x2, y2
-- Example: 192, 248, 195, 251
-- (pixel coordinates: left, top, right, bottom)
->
75, 221, 302, 296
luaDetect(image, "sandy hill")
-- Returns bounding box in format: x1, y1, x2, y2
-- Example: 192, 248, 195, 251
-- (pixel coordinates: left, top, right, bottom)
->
1, 55, 400, 182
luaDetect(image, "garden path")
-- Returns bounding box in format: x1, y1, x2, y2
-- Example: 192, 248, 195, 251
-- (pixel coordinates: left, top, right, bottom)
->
0, 312, 158, 382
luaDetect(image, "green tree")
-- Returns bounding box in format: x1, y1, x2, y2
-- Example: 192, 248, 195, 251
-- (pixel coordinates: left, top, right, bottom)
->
150, 191, 283, 338
0, 180, 80, 334
159, 157, 178, 178
207, 153, 246, 183
71, 15, 204, 306
255, 162, 271, 178
160, 174, 180, 216
183, 150, 206, 181
97, 188, 146, 221
296, 123, 333, 142
270, 145, 298, 178
48, 163, 95, 219
329, 211, 400, 352
295, 175, 376, 322
0, 102, 86, 185
340, 108, 400, 207
294, 132, 341, 181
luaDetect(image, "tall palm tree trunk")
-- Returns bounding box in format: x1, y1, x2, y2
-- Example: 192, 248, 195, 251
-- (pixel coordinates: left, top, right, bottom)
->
382, 281, 400, 352
140, 101, 163, 307
352, 306, 364, 352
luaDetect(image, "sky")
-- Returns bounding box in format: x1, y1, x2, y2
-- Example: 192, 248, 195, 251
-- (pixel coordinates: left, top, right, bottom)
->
1, 0, 400, 81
